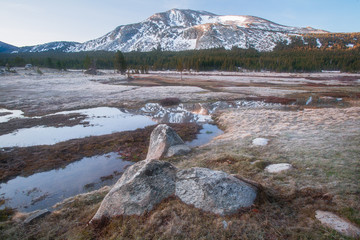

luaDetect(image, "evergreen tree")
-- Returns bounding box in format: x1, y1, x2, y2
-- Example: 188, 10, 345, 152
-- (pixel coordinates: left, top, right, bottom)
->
114, 50, 127, 74
83, 55, 91, 69
176, 59, 184, 80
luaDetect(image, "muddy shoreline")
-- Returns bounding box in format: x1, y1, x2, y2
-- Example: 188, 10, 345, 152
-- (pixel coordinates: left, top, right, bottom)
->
0, 123, 200, 183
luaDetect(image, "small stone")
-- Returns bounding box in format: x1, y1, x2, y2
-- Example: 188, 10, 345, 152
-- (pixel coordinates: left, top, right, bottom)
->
252, 138, 269, 146
24, 209, 50, 224
265, 163, 293, 173
222, 220, 228, 229
315, 210, 360, 238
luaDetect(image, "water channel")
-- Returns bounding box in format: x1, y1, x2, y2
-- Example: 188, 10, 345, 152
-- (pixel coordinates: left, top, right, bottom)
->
0, 100, 278, 211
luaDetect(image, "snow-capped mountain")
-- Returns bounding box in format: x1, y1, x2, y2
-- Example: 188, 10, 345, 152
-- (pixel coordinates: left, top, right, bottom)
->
20, 41, 80, 53
5, 9, 328, 53
0, 41, 80, 53
69, 9, 327, 52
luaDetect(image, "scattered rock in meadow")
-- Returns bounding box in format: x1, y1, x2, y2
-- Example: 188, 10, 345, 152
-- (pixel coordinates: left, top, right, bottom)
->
91, 159, 177, 221
315, 210, 360, 238
146, 124, 190, 160
175, 167, 257, 215
92, 161, 259, 221
24, 209, 51, 224
92, 124, 258, 220
252, 138, 269, 146
265, 163, 293, 173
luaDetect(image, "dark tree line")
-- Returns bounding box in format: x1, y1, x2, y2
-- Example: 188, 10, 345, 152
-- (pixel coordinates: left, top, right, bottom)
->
0, 37, 359, 73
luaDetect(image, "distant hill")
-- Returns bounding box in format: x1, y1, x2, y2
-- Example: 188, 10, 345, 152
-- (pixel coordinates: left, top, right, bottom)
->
0, 41, 19, 53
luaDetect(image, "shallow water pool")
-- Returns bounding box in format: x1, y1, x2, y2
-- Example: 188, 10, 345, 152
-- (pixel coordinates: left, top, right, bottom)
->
0, 152, 133, 212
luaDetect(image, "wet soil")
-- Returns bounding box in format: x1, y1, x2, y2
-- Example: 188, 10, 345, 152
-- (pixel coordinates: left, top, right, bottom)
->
0, 123, 201, 183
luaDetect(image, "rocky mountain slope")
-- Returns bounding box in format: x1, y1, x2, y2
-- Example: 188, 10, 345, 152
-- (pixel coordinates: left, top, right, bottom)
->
69, 9, 327, 52
2, 9, 329, 53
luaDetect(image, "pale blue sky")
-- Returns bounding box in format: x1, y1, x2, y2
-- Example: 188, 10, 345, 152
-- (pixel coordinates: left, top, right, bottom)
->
1, 0, 359, 47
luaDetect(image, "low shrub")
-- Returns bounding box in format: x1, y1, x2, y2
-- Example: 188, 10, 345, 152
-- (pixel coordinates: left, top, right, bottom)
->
159, 98, 181, 106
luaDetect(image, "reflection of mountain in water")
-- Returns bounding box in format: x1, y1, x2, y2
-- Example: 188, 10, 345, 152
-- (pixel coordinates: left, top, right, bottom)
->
138, 101, 280, 124
140, 103, 211, 123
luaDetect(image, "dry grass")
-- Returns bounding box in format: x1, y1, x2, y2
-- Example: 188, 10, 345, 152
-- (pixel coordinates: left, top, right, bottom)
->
167, 105, 360, 239
1, 192, 353, 240
1, 71, 359, 239
3, 105, 357, 239
1, 106, 359, 239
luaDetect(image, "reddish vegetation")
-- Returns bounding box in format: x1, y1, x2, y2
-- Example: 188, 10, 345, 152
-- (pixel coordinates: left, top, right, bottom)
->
306, 76, 360, 82
245, 96, 297, 105
159, 98, 181, 106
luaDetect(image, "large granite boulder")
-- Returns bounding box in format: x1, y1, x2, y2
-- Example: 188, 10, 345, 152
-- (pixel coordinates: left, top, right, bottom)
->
175, 167, 257, 215
146, 124, 190, 160
91, 159, 177, 221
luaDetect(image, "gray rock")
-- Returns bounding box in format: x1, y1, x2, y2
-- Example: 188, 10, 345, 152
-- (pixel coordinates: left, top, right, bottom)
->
315, 210, 360, 238
91, 159, 177, 221
146, 124, 188, 160
252, 138, 269, 146
166, 144, 191, 157
265, 163, 293, 173
175, 167, 257, 215
222, 220, 228, 229
24, 209, 50, 224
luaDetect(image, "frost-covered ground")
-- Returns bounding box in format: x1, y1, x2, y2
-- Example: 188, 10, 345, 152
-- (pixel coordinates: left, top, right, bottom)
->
0, 69, 236, 115
2, 68, 359, 116
1, 68, 360, 239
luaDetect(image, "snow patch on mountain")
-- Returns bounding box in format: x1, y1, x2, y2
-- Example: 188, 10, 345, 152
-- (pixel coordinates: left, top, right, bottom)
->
10, 9, 329, 53
67, 9, 327, 53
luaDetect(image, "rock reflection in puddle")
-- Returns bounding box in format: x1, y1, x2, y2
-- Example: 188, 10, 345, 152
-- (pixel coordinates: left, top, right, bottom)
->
0, 152, 133, 212
140, 103, 212, 123
139, 100, 280, 124
0, 100, 280, 212
0, 100, 279, 148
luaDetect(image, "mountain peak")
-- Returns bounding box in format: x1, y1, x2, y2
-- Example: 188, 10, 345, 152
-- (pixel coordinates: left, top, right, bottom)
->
147, 8, 217, 27
4, 9, 330, 53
